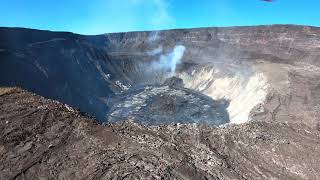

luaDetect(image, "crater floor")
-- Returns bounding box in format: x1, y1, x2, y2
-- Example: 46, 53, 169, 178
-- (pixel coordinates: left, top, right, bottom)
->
108, 77, 230, 126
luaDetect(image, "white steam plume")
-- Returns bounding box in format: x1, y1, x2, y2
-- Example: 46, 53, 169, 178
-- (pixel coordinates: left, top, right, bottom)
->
133, 45, 186, 85
151, 45, 186, 74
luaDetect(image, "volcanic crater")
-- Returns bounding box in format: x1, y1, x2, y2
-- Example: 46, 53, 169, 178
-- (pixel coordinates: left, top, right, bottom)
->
1, 25, 320, 179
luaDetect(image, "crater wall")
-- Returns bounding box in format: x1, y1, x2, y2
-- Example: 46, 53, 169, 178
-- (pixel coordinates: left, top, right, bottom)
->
1, 25, 320, 126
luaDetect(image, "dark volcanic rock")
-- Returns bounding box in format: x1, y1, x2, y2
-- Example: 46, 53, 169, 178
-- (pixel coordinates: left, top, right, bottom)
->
162, 76, 184, 87
108, 85, 229, 126
1, 88, 320, 179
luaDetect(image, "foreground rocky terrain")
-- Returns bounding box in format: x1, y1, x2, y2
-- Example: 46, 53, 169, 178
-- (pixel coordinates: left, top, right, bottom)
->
1, 87, 320, 179
1, 25, 320, 179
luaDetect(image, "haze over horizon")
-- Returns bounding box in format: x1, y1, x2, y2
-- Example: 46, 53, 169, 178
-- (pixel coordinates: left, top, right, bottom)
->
1, 0, 319, 35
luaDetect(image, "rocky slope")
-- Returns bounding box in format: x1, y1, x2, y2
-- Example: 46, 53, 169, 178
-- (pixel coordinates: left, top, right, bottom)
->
1, 87, 320, 179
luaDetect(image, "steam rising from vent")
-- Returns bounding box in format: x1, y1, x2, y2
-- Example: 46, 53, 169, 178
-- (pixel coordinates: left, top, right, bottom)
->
131, 45, 186, 85
151, 45, 186, 74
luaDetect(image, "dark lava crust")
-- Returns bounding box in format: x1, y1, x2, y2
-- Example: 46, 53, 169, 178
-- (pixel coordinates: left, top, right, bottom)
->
107, 83, 229, 126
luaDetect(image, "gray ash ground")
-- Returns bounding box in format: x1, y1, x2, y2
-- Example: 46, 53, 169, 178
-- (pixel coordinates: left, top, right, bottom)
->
108, 77, 230, 126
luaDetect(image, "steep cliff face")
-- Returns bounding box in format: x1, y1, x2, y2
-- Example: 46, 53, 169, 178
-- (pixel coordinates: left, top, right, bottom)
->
1, 25, 320, 126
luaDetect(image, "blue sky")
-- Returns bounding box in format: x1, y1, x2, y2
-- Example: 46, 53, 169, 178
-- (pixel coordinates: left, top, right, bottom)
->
1, 0, 319, 35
